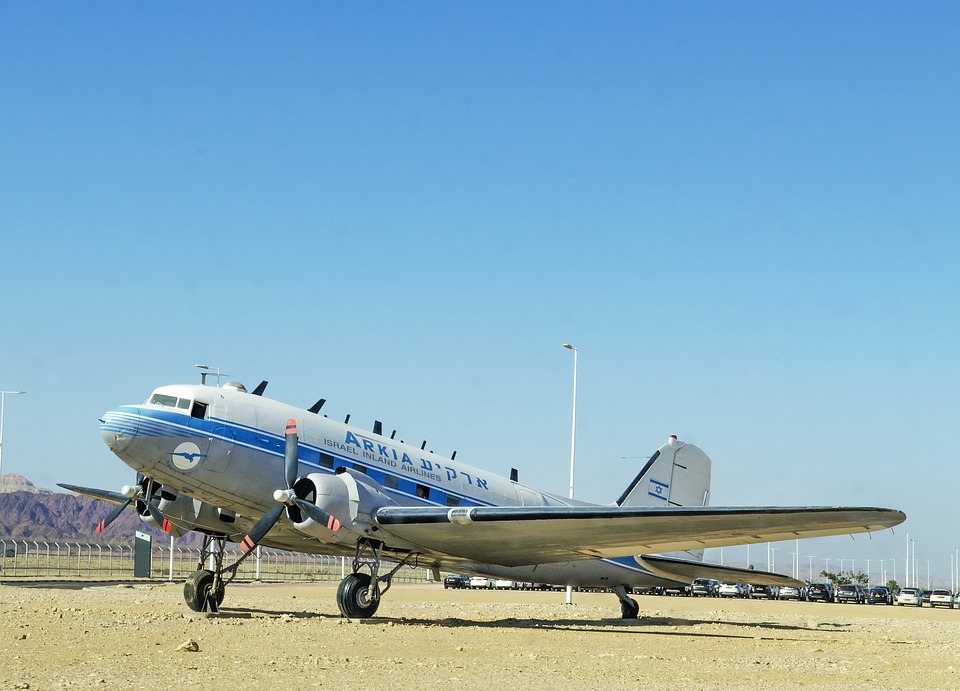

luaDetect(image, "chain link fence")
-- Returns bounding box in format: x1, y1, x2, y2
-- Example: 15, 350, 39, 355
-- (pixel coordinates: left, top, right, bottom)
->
0, 538, 435, 584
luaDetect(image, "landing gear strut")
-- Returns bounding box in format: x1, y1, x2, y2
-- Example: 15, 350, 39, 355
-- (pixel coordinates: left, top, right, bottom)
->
336, 539, 418, 619
183, 534, 234, 613
613, 584, 640, 619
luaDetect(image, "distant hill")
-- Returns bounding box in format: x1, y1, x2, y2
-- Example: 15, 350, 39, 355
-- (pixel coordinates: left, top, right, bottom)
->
0, 475, 197, 544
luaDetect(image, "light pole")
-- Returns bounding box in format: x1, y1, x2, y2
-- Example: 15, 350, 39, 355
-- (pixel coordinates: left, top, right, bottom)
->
562, 343, 578, 605
0, 390, 26, 489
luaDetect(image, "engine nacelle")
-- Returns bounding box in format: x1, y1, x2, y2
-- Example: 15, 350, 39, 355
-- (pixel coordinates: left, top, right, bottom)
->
287, 470, 396, 543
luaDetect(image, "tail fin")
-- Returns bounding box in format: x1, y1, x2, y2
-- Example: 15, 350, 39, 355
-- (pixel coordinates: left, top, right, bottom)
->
616, 435, 711, 508
616, 435, 712, 562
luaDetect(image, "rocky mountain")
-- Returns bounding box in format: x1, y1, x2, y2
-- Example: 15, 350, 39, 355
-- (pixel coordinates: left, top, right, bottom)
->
0, 475, 196, 544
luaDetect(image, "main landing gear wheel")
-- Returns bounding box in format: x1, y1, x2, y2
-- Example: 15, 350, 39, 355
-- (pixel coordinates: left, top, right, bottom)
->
612, 584, 640, 619
183, 569, 226, 612
337, 572, 381, 618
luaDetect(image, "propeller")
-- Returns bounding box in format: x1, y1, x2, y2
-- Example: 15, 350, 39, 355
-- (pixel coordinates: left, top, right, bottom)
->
238, 418, 341, 555
95, 475, 172, 534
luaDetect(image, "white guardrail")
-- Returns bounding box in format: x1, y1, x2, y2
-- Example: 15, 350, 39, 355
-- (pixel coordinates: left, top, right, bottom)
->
0, 538, 435, 583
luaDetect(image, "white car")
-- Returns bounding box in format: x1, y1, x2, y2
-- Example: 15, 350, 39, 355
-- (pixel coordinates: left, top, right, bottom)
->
929, 589, 955, 608
469, 576, 494, 589
897, 587, 922, 606
718, 582, 747, 598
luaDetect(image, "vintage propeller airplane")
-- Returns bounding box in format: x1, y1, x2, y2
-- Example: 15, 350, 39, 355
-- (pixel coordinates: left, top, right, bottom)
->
62, 377, 905, 619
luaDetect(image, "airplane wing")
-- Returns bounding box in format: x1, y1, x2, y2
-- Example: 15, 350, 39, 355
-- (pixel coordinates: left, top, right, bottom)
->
374, 505, 905, 567
58, 483, 129, 506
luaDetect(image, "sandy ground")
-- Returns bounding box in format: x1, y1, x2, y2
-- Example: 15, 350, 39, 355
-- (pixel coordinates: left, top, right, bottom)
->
2, 580, 959, 690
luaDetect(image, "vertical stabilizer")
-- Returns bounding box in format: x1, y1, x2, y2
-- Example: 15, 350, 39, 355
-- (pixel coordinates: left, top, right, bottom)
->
616, 435, 712, 561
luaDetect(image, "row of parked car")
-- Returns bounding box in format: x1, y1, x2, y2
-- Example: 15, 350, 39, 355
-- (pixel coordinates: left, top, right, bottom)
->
689, 579, 958, 607
444, 574, 959, 608
443, 574, 563, 591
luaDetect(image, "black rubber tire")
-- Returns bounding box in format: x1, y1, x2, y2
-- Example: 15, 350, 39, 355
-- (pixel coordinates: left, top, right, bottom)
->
183, 569, 225, 612
620, 597, 640, 619
336, 573, 380, 618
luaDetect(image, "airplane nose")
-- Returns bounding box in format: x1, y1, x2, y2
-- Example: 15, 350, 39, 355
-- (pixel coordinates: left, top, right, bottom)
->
100, 407, 140, 454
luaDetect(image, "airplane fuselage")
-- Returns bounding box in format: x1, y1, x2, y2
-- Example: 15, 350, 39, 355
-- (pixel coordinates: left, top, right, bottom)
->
101, 382, 682, 588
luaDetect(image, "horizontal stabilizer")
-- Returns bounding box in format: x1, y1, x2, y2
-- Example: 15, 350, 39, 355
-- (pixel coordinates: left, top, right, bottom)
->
637, 554, 803, 587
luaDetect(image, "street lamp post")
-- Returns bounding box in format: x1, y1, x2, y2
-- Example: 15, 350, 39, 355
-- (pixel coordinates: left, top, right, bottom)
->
562, 343, 578, 605
0, 390, 27, 489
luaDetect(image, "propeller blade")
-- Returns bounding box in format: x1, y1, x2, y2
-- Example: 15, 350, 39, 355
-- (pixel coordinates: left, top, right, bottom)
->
95, 498, 132, 534
239, 503, 284, 554
291, 497, 341, 532
284, 418, 299, 489
140, 496, 173, 533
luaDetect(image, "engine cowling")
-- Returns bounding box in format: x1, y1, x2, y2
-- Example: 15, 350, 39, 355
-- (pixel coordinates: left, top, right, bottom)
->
286, 470, 396, 543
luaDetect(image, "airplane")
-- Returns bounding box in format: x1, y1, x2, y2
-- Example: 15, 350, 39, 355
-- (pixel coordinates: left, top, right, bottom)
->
61, 378, 906, 619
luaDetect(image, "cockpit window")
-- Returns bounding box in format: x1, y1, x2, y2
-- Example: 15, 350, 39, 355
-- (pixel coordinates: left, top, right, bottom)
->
149, 393, 193, 411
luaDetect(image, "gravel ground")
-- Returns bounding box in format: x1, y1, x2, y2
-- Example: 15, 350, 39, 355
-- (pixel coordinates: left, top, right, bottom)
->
2, 581, 959, 689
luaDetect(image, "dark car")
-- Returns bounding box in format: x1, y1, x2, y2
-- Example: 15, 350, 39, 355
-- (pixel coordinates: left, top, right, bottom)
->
691, 578, 721, 597
807, 583, 835, 602
921, 590, 933, 605
443, 574, 470, 589
868, 587, 894, 605
750, 584, 777, 599
836, 583, 867, 604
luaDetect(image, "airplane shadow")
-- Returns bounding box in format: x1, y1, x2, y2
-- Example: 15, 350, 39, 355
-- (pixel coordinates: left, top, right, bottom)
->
215, 607, 849, 641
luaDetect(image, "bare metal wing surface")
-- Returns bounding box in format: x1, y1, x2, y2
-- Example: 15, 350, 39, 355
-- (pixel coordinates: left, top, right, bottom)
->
373, 505, 906, 567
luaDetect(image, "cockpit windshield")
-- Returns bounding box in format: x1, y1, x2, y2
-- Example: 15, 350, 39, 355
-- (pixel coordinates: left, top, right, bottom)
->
148, 393, 192, 410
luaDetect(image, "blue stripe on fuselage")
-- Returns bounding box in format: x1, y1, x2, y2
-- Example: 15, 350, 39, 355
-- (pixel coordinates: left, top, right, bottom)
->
112, 407, 495, 508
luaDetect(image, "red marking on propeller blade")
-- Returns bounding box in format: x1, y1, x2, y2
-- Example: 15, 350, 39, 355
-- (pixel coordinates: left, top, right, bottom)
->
161, 518, 173, 533
286, 419, 297, 434
96, 521, 106, 534
240, 535, 256, 553
328, 516, 341, 531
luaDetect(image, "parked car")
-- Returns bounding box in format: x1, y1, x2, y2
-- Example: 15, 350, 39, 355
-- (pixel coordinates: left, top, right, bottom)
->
836, 584, 867, 604
662, 584, 692, 596
443, 574, 470, 589
897, 587, 922, 606
921, 590, 933, 605
493, 579, 516, 590
806, 583, 835, 603
868, 586, 894, 605
778, 586, 802, 601
929, 589, 955, 608
691, 578, 722, 597
718, 582, 749, 598
750, 584, 777, 600
469, 576, 494, 589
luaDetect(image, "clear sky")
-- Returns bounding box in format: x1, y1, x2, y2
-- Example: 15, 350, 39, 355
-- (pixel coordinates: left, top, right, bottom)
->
2, 3, 958, 586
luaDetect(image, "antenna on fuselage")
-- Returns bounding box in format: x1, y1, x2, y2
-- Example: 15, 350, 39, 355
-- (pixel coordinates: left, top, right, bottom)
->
344, 414, 351, 424
373, 420, 383, 435
451, 450, 457, 460
421, 441, 427, 450
308, 399, 326, 414
510, 468, 518, 482
251, 380, 268, 396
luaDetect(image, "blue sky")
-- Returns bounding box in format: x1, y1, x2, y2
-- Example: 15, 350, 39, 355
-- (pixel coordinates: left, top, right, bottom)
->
2, 3, 958, 586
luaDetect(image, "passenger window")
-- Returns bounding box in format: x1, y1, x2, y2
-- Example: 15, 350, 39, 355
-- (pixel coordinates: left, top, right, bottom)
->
415, 484, 430, 499
445, 494, 460, 507
319, 453, 335, 469
383, 474, 399, 490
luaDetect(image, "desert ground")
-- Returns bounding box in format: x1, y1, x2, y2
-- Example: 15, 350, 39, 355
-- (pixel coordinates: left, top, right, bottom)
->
2, 580, 959, 690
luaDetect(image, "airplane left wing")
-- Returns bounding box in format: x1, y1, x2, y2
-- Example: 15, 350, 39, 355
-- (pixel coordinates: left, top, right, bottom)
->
374, 505, 905, 567
58, 483, 129, 506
